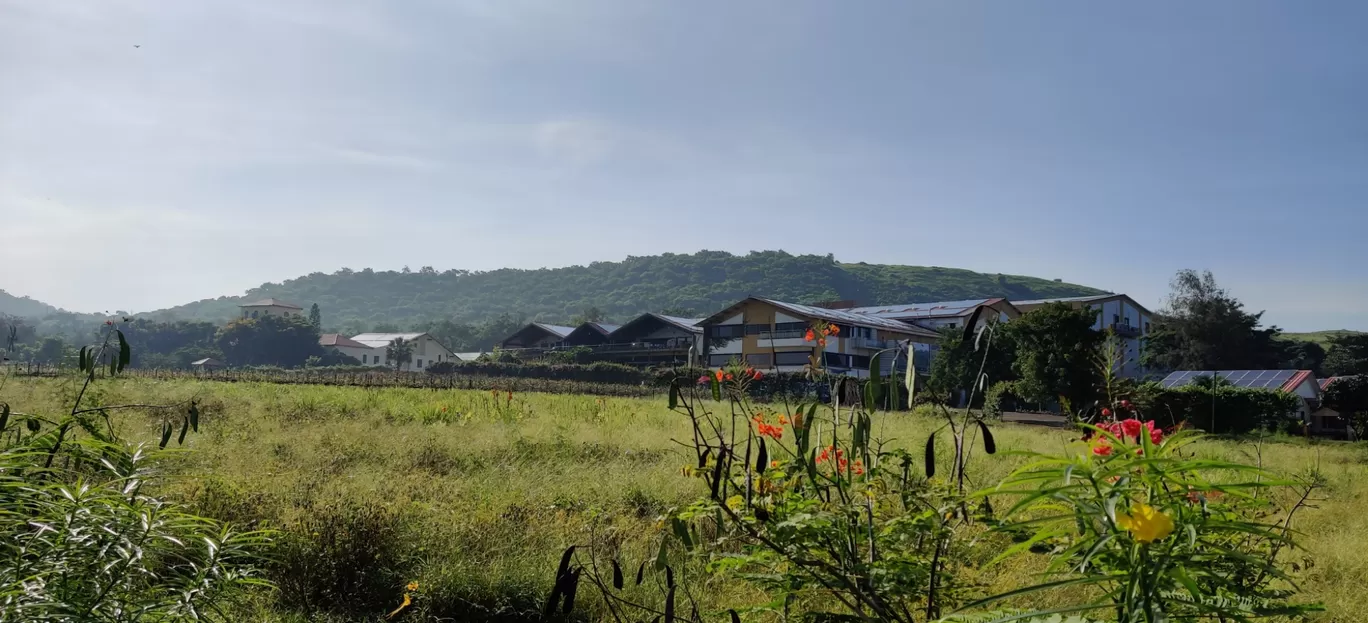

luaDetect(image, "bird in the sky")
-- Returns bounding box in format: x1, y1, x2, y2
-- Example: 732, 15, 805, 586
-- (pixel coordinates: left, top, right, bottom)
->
133, 44, 140, 48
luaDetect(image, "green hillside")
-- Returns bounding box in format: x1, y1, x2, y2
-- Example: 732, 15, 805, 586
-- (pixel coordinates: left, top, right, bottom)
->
0, 289, 62, 318
146, 250, 1107, 329
1281, 330, 1365, 348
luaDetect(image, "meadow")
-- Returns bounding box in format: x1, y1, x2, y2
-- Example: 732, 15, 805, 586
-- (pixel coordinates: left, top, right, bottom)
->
5, 376, 1367, 622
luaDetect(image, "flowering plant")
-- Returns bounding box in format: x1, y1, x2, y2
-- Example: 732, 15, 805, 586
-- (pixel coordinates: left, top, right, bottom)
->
972, 417, 1323, 622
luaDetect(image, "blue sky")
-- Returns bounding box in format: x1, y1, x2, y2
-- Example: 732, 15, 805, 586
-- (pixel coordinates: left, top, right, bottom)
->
1, 1, 1364, 331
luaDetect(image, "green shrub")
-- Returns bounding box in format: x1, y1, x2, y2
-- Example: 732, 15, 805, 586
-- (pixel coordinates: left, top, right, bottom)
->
272, 501, 410, 617
1134, 381, 1303, 434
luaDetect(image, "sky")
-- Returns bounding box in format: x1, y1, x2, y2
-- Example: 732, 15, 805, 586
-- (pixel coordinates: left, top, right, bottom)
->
1, 1, 1365, 331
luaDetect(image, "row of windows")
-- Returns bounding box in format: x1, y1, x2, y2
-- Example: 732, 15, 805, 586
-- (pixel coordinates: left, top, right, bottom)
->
242, 310, 298, 319
707, 351, 820, 368
706, 322, 876, 340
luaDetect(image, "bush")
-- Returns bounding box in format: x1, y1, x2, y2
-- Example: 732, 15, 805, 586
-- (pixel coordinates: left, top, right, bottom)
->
1134, 381, 1303, 434
272, 501, 410, 617
983, 380, 1021, 419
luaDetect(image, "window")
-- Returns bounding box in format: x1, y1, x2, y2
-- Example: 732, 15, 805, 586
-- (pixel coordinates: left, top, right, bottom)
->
744, 323, 771, 336
774, 322, 806, 333
775, 351, 810, 366
849, 354, 871, 369
416, 359, 423, 368
706, 325, 744, 340
745, 353, 772, 367
708, 354, 733, 367
251, 310, 259, 318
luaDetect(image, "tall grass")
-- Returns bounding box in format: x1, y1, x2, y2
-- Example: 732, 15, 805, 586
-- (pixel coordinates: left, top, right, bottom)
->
4, 377, 1366, 621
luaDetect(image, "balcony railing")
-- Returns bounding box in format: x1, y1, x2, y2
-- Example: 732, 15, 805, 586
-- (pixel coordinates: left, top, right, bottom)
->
1110, 322, 1141, 338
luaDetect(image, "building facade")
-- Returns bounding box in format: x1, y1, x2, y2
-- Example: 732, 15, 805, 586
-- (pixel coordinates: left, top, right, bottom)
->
239, 298, 305, 320
348, 332, 455, 371
1014, 294, 1152, 377
697, 297, 941, 378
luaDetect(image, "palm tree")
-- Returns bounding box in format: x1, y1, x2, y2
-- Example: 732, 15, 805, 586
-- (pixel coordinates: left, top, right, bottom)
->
386, 338, 413, 373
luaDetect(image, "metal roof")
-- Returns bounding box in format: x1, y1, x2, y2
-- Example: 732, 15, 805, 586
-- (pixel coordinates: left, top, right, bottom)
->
452, 352, 485, 361
240, 298, 303, 309
350, 332, 432, 348
847, 298, 1002, 320
1159, 370, 1316, 393
1011, 294, 1116, 306
533, 323, 576, 338
319, 333, 370, 349
657, 315, 705, 331
190, 358, 222, 366
751, 298, 941, 338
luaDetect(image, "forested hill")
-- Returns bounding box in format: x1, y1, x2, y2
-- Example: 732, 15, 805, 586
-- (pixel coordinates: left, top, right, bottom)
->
0, 289, 63, 318
146, 251, 1107, 330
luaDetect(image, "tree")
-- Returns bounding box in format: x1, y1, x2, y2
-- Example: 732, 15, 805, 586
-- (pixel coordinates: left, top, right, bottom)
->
1004, 302, 1104, 412
926, 324, 1014, 405
215, 315, 324, 368
1323, 334, 1368, 376
386, 337, 413, 372
1143, 270, 1285, 371
571, 306, 605, 325
33, 337, 70, 365
1276, 339, 1327, 374
309, 304, 322, 330
1321, 375, 1368, 439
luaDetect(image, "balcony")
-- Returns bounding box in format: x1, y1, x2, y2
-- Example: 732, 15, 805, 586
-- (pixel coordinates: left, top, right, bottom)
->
1110, 322, 1141, 338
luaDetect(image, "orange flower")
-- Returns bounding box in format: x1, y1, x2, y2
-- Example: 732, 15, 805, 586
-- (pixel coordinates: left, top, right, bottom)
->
828, 325, 840, 336
817, 338, 827, 347
715, 369, 725, 382
770, 460, 780, 469
852, 460, 865, 476
725, 372, 734, 381
777, 414, 789, 425
804, 329, 815, 342
1091, 438, 1113, 457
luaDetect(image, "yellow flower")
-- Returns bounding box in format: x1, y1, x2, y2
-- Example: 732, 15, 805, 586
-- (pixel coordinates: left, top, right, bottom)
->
726, 495, 744, 511
406, 581, 419, 592
1116, 504, 1174, 543
387, 593, 412, 619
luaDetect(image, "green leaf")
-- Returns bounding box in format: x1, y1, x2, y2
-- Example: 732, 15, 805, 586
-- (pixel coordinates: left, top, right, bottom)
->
668, 379, 680, 409
158, 421, 172, 449
1171, 566, 1203, 604
664, 585, 676, 623
611, 559, 624, 590
925, 433, 936, 478
711, 377, 721, 402
177, 416, 189, 445
0, 403, 8, 432
671, 517, 693, 550
79, 346, 88, 373
116, 329, 130, 371
654, 536, 669, 571
26, 418, 41, 433
188, 402, 199, 433
729, 610, 741, 623
636, 560, 646, 585
866, 352, 883, 409
756, 438, 768, 475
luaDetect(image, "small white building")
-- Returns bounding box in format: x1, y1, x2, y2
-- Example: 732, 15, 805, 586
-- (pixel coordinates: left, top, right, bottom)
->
1014, 294, 1153, 377
348, 332, 455, 372
319, 334, 379, 364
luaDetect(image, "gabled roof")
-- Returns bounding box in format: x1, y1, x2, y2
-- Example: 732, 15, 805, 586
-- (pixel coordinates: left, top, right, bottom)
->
320, 333, 370, 349
1321, 377, 1342, 391
452, 352, 485, 361
1160, 370, 1316, 393
582, 322, 621, 336
698, 297, 941, 339
848, 298, 1016, 320
240, 298, 303, 310
350, 332, 451, 353
533, 323, 576, 338
190, 357, 222, 366
609, 313, 704, 341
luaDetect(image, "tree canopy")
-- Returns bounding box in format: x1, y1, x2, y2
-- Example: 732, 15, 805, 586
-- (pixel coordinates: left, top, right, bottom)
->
1322, 333, 1368, 377
1143, 270, 1286, 371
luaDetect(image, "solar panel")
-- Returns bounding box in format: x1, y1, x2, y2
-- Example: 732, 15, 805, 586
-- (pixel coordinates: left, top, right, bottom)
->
1161, 370, 1298, 390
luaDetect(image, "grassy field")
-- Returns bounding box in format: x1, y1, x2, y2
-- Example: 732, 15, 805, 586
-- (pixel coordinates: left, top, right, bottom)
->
5, 376, 1368, 622
1282, 330, 1364, 348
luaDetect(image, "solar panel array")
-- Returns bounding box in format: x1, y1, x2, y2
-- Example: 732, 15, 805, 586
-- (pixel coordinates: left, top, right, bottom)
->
1159, 370, 1296, 390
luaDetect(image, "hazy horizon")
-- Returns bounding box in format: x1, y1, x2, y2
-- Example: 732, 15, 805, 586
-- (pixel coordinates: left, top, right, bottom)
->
2, 1, 1365, 331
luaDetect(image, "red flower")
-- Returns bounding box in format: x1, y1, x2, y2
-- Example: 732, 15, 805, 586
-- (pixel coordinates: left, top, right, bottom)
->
852, 460, 864, 476
724, 372, 734, 381
817, 338, 827, 347
1101, 407, 1113, 418
697, 375, 710, 385
1146, 420, 1164, 444
1091, 439, 1113, 457
104, 320, 114, 326
1120, 399, 1132, 409
804, 329, 815, 342
1121, 419, 1142, 440
829, 325, 840, 336
751, 369, 764, 380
